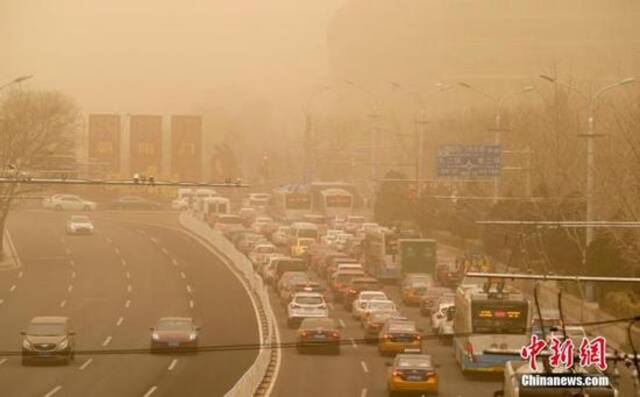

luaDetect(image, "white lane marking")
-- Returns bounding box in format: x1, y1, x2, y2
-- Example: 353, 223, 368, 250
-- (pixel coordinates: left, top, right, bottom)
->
106, 237, 112, 244
116, 316, 124, 326
102, 336, 112, 346
121, 258, 127, 266
142, 386, 158, 397
114, 247, 120, 255
127, 284, 132, 293
59, 300, 67, 308
71, 271, 76, 279
124, 300, 131, 308
161, 247, 168, 255
79, 358, 93, 370
0, 299, 4, 305
168, 359, 178, 371
69, 259, 75, 266
64, 248, 71, 255
9, 285, 16, 292
328, 303, 334, 310
360, 389, 368, 397
339, 319, 346, 328
360, 361, 369, 373
44, 385, 62, 397
125, 271, 131, 279
0, 358, 7, 366
67, 285, 73, 293
17, 271, 23, 278
350, 338, 358, 349
180, 272, 186, 280
186, 285, 192, 294
171, 258, 178, 266
189, 300, 194, 309
150, 237, 159, 244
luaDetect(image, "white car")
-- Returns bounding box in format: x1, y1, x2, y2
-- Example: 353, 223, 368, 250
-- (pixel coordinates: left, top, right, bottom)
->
286, 292, 329, 328
360, 299, 398, 326
431, 302, 455, 334
249, 244, 278, 266
43, 194, 97, 211
352, 291, 388, 319
252, 216, 274, 235
66, 215, 95, 235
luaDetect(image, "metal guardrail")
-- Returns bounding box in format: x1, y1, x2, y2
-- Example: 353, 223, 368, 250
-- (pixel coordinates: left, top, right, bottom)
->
179, 212, 277, 397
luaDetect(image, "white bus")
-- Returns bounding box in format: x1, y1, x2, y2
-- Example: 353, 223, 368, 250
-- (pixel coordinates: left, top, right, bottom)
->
192, 188, 218, 212
318, 188, 353, 219
271, 189, 312, 221
362, 226, 400, 282
202, 196, 231, 226
453, 279, 530, 374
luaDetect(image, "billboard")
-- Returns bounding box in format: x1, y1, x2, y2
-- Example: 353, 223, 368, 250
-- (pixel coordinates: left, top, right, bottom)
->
129, 115, 162, 176
437, 145, 501, 177
88, 114, 121, 177
171, 115, 202, 181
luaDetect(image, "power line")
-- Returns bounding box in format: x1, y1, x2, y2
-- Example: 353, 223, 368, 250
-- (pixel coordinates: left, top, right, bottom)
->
0, 177, 248, 188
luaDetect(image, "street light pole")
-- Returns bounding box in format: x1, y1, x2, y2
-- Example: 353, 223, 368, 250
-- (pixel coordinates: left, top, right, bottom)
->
0, 75, 33, 92
539, 74, 636, 300
458, 82, 534, 204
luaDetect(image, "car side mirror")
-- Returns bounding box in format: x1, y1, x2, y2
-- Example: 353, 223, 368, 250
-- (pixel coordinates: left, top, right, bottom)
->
493, 391, 504, 397
149, 327, 154, 331
384, 361, 393, 367
69, 331, 76, 336
434, 363, 441, 369
195, 326, 202, 331
20, 331, 26, 335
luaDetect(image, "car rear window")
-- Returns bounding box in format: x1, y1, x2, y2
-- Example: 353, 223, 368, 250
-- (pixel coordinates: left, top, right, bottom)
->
295, 296, 324, 305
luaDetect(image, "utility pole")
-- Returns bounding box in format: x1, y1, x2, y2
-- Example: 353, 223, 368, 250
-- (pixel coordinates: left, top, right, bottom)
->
415, 111, 427, 199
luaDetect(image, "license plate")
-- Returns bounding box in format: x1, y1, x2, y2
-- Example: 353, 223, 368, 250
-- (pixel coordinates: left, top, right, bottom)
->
314, 334, 326, 339
404, 348, 421, 353
406, 375, 423, 381
168, 341, 179, 347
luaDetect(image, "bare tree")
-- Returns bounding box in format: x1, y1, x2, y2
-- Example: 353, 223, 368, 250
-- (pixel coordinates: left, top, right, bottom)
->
0, 89, 79, 258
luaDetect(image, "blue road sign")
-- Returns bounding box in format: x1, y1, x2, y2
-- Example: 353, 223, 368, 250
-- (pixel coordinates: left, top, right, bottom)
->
437, 145, 501, 177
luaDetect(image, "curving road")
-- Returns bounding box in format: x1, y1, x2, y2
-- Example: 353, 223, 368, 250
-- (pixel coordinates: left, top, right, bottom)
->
0, 209, 259, 397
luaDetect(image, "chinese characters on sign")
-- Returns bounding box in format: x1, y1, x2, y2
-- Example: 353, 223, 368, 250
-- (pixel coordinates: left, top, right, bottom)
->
520, 335, 607, 371
437, 145, 501, 177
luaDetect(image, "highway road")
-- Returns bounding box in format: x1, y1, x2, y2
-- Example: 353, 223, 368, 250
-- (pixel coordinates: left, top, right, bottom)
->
0, 209, 259, 397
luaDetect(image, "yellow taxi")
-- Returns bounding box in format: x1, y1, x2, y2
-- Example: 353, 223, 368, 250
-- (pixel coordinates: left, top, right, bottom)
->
387, 354, 439, 396
378, 319, 423, 356
401, 281, 431, 306
290, 237, 315, 258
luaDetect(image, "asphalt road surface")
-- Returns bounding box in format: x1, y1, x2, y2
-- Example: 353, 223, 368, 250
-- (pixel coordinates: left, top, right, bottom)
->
0, 209, 259, 397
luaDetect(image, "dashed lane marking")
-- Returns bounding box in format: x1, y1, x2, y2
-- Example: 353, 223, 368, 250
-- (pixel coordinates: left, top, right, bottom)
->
161, 247, 169, 255
142, 386, 158, 397
180, 272, 186, 279
67, 285, 73, 293
71, 271, 76, 279
127, 284, 132, 293
59, 300, 66, 308
0, 299, 4, 305
360, 389, 368, 397
0, 358, 7, 366
125, 300, 131, 308
171, 258, 178, 266
9, 285, 16, 292
106, 237, 112, 244
114, 248, 120, 255
168, 359, 178, 371
150, 237, 159, 244
121, 259, 127, 266
186, 285, 192, 294
116, 316, 124, 326
79, 358, 93, 370
350, 338, 358, 349
64, 248, 71, 255
189, 300, 194, 309
339, 319, 346, 328
44, 385, 62, 397
360, 361, 369, 373
17, 271, 23, 278
125, 272, 131, 279
69, 260, 75, 266
102, 336, 112, 347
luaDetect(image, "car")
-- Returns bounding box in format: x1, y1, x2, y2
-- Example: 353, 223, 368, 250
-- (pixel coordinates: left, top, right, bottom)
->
401, 281, 432, 306
238, 207, 258, 226
43, 194, 97, 211
342, 277, 382, 309
252, 216, 275, 235
21, 316, 76, 365
352, 291, 389, 319
271, 225, 291, 246
378, 319, 423, 356
214, 214, 245, 235
363, 311, 406, 343
330, 269, 366, 302
387, 354, 439, 396
360, 299, 398, 326
296, 317, 342, 354
150, 317, 200, 353
344, 215, 366, 233
286, 292, 329, 328
277, 271, 310, 299
431, 302, 455, 334
547, 325, 587, 347
66, 215, 95, 235
290, 237, 316, 258
435, 305, 455, 344
269, 257, 307, 286
419, 287, 454, 317
248, 243, 278, 267
401, 273, 433, 289
111, 195, 161, 210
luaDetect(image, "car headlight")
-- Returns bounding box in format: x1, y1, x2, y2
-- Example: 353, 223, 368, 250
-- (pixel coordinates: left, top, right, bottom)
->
22, 339, 32, 349
152, 332, 160, 341
58, 339, 69, 349
189, 332, 197, 341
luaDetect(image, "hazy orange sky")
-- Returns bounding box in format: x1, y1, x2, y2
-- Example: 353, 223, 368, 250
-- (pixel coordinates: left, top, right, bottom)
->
1, 0, 345, 114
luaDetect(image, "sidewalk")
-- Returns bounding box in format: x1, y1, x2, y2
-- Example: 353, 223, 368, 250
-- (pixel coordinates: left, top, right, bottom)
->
0, 230, 20, 271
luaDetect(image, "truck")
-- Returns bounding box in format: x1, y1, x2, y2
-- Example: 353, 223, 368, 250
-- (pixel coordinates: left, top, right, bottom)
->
398, 239, 436, 275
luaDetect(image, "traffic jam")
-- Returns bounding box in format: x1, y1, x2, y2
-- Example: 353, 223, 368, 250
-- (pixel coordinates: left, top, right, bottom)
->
180, 184, 621, 396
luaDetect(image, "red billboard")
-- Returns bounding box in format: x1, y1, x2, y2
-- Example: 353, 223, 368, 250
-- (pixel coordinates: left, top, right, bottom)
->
88, 114, 121, 177
129, 115, 162, 177
171, 115, 202, 181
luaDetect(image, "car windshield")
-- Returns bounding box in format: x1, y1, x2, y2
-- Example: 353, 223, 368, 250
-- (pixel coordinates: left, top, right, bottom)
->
301, 318, 335, 329
294, 296, 324, 305
156, 319, 192, 331
361, 293, 386, 301
368, 301, 394, 310
27, 323, 66, 336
